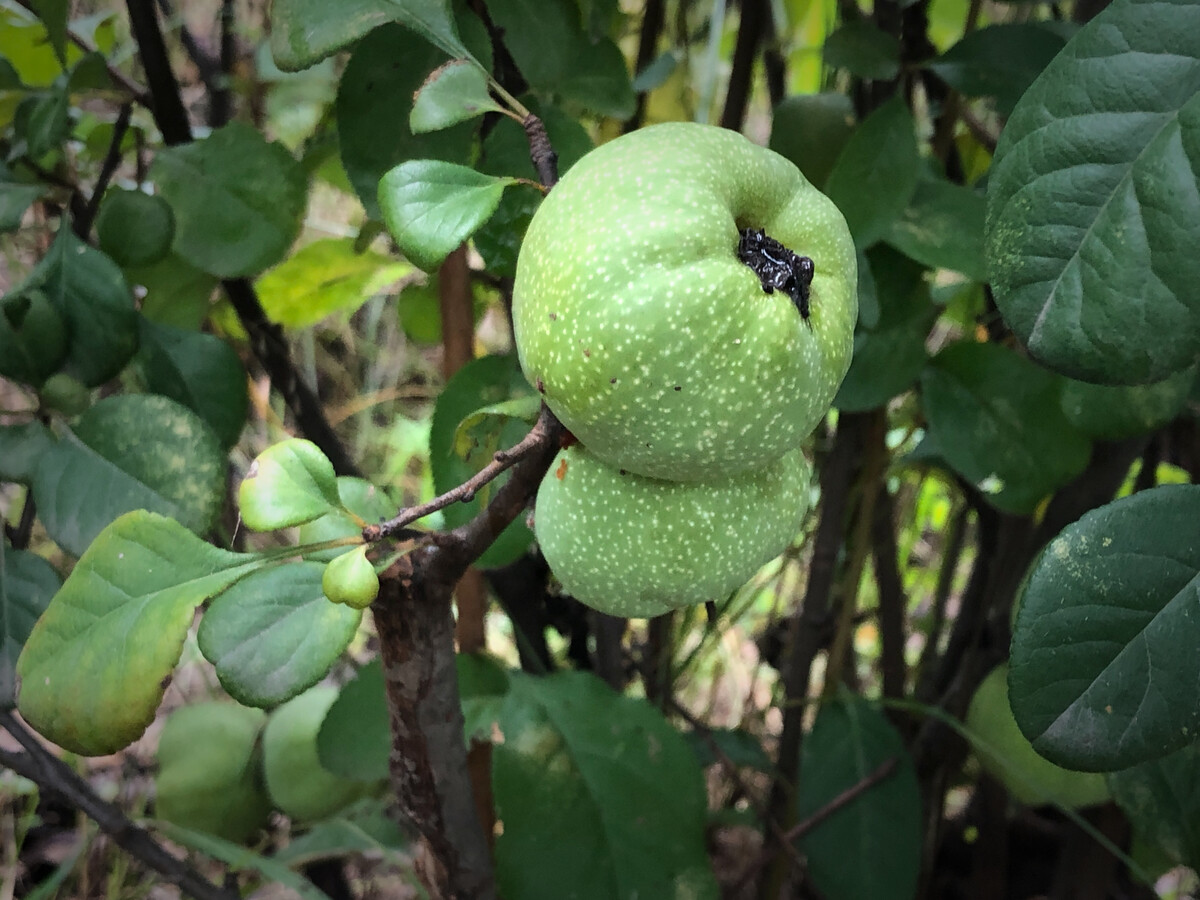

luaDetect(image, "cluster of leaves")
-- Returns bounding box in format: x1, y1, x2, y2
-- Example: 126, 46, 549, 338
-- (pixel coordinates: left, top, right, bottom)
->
0, 0, 1198, 898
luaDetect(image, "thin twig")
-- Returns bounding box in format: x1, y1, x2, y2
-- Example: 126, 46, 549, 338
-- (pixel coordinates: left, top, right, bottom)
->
0, 712, 239, 900
366, 404, 559, 542
76, 103, 133, 236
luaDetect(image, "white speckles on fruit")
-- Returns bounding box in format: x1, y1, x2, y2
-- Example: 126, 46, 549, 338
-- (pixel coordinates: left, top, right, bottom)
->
534, 445, 813, 618
512, 122, 857, 481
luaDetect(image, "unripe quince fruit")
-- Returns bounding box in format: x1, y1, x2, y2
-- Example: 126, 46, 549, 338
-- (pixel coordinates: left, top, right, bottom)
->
534, 445, 812, 618
966, 665, 1110, 810
513, 122, 857, 481
322, 545, 380, 609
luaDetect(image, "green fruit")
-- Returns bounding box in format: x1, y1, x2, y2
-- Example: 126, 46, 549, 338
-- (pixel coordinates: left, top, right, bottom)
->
95, 188, 176, 268
513, 122, 857, 482
262, 685, 365, 822
534, 444, 812, 618
155, 702, 271, 843
38, 372, 91, 416
966, 665, 1110, 809
0, 289, 68, 386
322, 545, 380, 609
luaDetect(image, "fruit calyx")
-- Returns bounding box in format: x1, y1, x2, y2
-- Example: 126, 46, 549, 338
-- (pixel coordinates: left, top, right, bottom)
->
736, 227, 815, 326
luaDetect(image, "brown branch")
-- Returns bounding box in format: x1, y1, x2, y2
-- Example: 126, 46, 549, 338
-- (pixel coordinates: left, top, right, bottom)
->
522, 115, 559, 189
759, 412, 864, 898
624, 0, 667, 133
872, 484, 907, 701
720, 0, 768, 131
0, 713, 239, 900
366, 404, 559, 541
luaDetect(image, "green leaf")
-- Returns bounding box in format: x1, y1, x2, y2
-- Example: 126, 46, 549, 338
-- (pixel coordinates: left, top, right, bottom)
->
271, 0, 471, 71
1109, 742, 1200, 870
493, 671, 719, 900
1060, 364, 1197, 441
458, 653, 510, 743
769, 92, 856, 190
484, 0, 635, 118
0, 420, 52, 483
317, 658, 389, 782
452, 395, 542, 466
796, 694, 922, 900
239, 439, 343, 532
128, 253, 219, 332
151, 122, 307, 278
884, 177, 987, 281
378, 160, 516, 272
135, 317, 249, 448
153, 821, 331, 900
198, 562, 361, 708
0, 289, 68, 386
684, 728, 772, 772
0, 6, 76, 87
270, 798, 409, 867
631, 51, 677, 93
473, 99, 593, 278
984, 0, 1200, 385
25, 0, 67, 62
411, 59, 503, 134
1009, 484, 1200, 771
823, 20, 901, 81
825, 97, 920, 246
920, 341, 1091, 514
255, 238, 409, 328
18, 226, 139, 387
429, 355, 535, 567
928, 24, 1067, 115
835, 246, 935, 412
0, 181, 46, 232
16, 512, 261, 755
337, 20, 488, 219
19, 80, 71, 158
0, 543, 60, 707
95, 189, 175, 268
33, 396, 226, 557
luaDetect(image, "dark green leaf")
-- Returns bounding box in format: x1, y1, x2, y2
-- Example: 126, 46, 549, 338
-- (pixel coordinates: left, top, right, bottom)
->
1009, 484, 1200, 771
239, 439, 342, 532
0, 543, 60, 707
20, 80, 70, 157
16, 512, 261, 755
378, 160, 516, 272
336, 22, 484, 219
769, 92, 856, 190
0, 421, 52, 483
198, 562, 361, 708
632, 51, 677, 93
1109, 742, 1200, 870
474, 99, 593, 278
485, 0, 635, 118
985, 0, 1200, 384
684, 728, 772, 772
825, 97, 919, 246
824, 20, 901, 81
796, 695, 922, 900
494, 672, 718, 900
884, 177, 987, 281
317, 659, 389, 781
928, 24, 1067, 115
459, 653, 510, 743
95, 189, 175, 268
411, 59, 503, 134
1060, 364, 1197, 440
33, 395, 226, 556
25, 0, 67, 62
270, 0, 471, 71
152, 122, 307, 278
0, 179, 46, 232
429, 355, 535, 567
136, 317, 249, 448
921, 341, 1091, 514
20, 226, 138, 387
835, 246, 934, 411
